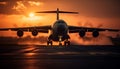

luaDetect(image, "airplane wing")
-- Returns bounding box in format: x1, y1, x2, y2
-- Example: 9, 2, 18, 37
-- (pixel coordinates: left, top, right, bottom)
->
68, 26, 120, 33
0, 25, 51, 33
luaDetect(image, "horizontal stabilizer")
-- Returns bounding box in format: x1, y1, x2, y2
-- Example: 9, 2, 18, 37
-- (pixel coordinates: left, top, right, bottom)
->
36, 8, 78, 20
36, 11, 78, 14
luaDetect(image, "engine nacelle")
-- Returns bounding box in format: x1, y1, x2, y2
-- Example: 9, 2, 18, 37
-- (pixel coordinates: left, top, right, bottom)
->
92, 30, 99, 37
17, 30, 24, 37
31, 29, 38, 36
79, 30, 86, 37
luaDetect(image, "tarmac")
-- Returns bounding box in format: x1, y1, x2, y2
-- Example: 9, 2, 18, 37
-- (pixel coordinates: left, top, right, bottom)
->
0, 45, 120, 69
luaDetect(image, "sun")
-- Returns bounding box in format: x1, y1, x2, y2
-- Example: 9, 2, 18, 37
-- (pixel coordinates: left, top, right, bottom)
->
23, 12, 43, 22
29, 13, 35, 17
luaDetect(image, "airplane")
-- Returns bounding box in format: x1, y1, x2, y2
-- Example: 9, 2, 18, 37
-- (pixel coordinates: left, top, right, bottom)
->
0, 8, 120, 45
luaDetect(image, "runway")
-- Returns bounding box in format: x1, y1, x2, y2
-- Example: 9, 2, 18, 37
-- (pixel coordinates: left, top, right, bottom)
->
0, 45, 120, 69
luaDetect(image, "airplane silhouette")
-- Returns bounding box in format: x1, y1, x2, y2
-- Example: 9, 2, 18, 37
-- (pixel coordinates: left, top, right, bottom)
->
0, 8, 119, 45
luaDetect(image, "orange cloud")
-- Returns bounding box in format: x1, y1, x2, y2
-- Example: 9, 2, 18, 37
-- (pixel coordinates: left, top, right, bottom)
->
28, 1, 43, 6
12, 1, 27, 13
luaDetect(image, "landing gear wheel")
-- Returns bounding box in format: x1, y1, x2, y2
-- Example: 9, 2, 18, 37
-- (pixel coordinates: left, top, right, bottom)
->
64, 41, 70, 46
47, 40, 52, 46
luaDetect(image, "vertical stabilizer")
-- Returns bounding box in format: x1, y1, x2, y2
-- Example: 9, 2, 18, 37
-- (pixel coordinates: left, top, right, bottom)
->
57, 8, 59, 20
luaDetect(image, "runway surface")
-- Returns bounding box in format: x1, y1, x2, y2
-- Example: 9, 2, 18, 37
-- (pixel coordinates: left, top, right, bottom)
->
0, 45, 120, 69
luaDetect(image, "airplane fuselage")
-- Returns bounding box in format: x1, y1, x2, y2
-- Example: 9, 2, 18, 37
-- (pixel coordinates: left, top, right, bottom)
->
49, 20, 70, 41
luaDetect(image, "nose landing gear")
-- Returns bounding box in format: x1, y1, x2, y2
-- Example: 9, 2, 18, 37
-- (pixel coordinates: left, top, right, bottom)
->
58, 36, 62, 46
47, 39, 53, 46
64, 39, 70, 46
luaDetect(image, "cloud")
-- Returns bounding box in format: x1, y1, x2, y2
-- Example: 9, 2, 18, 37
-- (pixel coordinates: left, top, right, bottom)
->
0, 0, 120, 18
28, 1, 43, 6
0, 0, 43, 15
12, 1, 27, 13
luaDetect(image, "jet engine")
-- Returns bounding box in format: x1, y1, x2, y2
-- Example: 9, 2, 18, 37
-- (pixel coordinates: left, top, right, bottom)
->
17, 30, 24, 37
92, 30, 99, 37
79, 30, 86, 37
31, 29, 38, 36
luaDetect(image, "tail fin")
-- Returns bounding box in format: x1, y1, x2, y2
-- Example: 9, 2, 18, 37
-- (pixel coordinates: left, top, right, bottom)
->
36, 8, 79, 20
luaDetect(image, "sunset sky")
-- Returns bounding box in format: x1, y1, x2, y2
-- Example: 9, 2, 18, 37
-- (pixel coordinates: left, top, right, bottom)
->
0, 0, 120, 45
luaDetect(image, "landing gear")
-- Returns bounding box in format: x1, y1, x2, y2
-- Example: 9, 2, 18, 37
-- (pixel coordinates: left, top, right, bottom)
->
47, 39, 52, 46
47, 35, 70, 46
58, 36, 71, 46
58, 36, 62, 46
64, 39, 70, 46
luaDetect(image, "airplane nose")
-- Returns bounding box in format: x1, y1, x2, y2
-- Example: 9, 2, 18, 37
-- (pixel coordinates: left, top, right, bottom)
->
57, 25, 66, 32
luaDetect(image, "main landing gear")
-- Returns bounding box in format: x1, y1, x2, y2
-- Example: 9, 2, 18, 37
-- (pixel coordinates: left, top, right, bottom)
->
58, 36, 70, 46
47, 36, 70, 46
